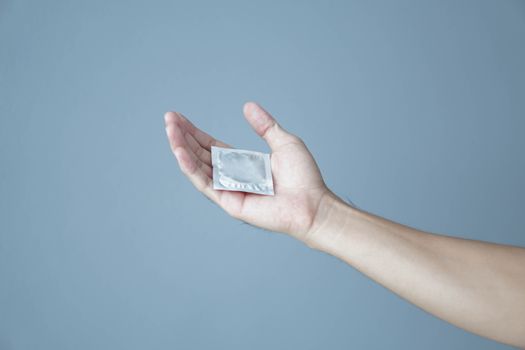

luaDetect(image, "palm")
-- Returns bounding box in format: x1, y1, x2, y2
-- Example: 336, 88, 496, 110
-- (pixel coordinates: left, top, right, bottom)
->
165, 102, 328, 238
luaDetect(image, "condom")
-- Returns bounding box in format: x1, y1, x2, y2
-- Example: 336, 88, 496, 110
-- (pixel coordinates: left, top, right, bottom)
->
211, 146, 274, 195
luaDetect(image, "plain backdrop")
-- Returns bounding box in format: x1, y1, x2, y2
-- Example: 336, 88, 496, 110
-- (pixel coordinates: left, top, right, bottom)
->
1, 0, 524, 349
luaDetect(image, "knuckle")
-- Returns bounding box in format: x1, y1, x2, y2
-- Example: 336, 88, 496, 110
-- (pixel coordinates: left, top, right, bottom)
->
206, 137, 216, 150
196, 179, 207, 192
284, 134, 303, 146
227, 208, 241, 220
195, 146, 204, 159
291, 135, 303, 144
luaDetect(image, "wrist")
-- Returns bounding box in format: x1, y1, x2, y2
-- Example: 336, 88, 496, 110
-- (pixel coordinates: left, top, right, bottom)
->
303, 190, 357, 252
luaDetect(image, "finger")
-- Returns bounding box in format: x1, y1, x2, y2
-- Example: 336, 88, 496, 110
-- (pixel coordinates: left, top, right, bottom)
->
184, 132, 212, 166
242, 102, 301, 151
173, 146, 219, 203
165, 111, 209, 160
165, 115, 212, 177
164, 112, 188, 152
184, 143, 212, 178
167, 111, 230, 150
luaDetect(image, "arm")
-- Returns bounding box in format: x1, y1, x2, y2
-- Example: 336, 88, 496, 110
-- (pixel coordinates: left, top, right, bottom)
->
164, 102, 525, 348
310, 192, 525, 348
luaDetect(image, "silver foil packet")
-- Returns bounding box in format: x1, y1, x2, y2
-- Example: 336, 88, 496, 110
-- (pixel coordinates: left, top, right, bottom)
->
211, 146, 274, 195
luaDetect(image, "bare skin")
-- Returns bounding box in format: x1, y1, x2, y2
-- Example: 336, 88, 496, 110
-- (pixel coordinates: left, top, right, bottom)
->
165, 102, 525, 348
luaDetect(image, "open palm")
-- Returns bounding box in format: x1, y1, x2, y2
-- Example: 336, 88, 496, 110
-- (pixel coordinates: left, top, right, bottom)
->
165, 102, 330, 240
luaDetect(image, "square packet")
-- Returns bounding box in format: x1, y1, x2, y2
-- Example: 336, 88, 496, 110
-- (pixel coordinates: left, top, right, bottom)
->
211, 146, 274, 195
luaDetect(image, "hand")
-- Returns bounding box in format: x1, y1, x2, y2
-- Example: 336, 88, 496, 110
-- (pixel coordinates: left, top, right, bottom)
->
164, 102, 333, 241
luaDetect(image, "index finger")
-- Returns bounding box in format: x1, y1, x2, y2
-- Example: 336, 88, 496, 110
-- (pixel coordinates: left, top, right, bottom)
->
165, 111, 231, 150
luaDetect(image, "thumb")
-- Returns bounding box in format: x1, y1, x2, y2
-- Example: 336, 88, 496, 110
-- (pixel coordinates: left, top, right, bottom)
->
243, 102, 300, 151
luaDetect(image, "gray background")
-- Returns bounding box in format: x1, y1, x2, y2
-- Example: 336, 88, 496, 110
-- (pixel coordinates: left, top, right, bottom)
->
1, 0, 524, 349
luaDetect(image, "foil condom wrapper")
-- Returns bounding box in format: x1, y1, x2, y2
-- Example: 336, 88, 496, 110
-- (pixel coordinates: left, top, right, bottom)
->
211, 146, 274, 196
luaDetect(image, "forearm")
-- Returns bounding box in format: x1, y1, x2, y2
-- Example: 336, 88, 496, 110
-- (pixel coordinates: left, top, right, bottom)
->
306, 192, 525, 348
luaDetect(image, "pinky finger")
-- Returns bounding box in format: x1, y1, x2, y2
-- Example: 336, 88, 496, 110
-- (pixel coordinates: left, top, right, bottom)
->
174, 146, 220, 204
